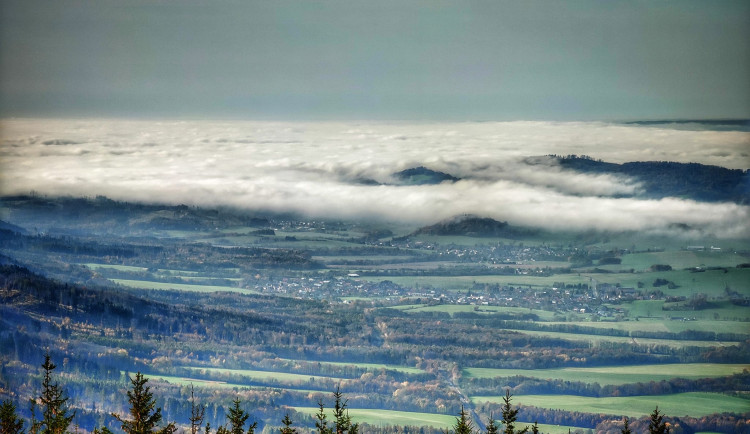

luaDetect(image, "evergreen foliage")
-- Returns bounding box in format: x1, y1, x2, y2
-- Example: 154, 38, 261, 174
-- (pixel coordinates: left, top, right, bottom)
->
188, 386, 206, 434
0, 400, 25, 434
217, 399, 255, 434
112, 373, 175, 434
621, 417, 631, 434
31, 354, 75, 434
500, 390, 527, 434
484, 414, 498, 434
279, 414, 296, 434
452, 406, 473, 434
648, 406, 670, 434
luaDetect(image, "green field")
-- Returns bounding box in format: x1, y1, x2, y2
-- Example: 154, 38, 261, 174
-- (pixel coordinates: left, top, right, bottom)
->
472, 392, 750, 418
278, 359, 426, 375
549, 318, 750, 336
463, 363, 749, 385
111, 279, 257, 294
292, 407, 457, 428
393, 304, 561, 320
144, 373, 256, 390
185, 366, 345, 384
144, 373, 331, 395
618, 251, 750, 271
508, 328, 734, 348
360, 267, 750, 300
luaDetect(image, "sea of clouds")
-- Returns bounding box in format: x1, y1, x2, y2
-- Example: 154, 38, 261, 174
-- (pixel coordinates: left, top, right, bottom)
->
1, 118, 748, 237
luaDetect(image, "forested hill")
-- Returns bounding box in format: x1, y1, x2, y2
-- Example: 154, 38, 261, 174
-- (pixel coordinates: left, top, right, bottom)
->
554, 156, 749, 204
413, 215, 535, 238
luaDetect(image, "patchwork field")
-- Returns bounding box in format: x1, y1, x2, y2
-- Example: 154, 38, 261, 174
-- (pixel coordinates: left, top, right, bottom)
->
463, 363, 749, 385
292, 407, 457, 429
472, 392, 750, 418
111, 279, 257, 294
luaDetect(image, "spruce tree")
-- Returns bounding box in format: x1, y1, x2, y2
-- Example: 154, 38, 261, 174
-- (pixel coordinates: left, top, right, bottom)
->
314, 400, 331, 434
453, 406, 473, 434
485, 414, 498, 434
500, 390, 528, 434
621, 417, 631, 434
279, 414, 297, 434
648, 407, 670, 434
33, 354, 75, 434
188, 386, 205, 434
220, 399, 255, 434
0, 400, 25, 434
332, 387, 357, 434
113, 372, 175, 434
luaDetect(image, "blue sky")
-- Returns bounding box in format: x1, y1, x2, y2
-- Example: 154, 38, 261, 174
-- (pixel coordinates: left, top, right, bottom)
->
1, 0, 748, 120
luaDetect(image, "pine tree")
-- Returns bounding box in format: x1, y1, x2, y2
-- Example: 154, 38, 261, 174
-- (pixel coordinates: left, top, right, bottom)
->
32, 354, 75, 434
648, 407, 670, 434
453, 406, 473, 434
332, 387, 357, 434
188, 386, 205, 434
220, 399, 255, 434
0, 400, 25, 434
500, 390, 528, 434
113, 372, 175, 434
279, 414, 297, 434
485, 414, 498, 434
315, 400, 332, 434
621, 417, 631, 434
530, 422, 539, 434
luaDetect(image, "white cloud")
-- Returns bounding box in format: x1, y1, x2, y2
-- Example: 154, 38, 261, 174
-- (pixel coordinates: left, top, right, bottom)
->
1, 118, 748, 237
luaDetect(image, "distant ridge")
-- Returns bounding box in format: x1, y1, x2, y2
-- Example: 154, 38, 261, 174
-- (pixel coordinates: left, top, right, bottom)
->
623, 119, 750, 132
413, 214, 534, 238
554, 156, 749, 204
393, 166, 460, 185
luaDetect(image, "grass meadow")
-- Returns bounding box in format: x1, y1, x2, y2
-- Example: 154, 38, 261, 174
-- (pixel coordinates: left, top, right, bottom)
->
463, 363, 749, 385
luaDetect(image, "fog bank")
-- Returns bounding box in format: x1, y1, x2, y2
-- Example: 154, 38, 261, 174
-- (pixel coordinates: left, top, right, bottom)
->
1, 119, 748, 237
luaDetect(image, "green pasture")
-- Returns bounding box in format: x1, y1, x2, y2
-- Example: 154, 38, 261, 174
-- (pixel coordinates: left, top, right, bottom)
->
85, 263, 148, 272
547, 318, 750, 336
506, 328, 733, 348
624, 299, 750, 322
278, 358, 425, 375
185, 366, 345, 384
471, 392, 750, 418
360, 266, 750, 299
140, 373, 328, 394
143, 373, 253, 390
393, 304, 560, 321
111, 279, 257, 294
463, 363, 749, 385
292, 407, 456, 429
618, 251, 750, 271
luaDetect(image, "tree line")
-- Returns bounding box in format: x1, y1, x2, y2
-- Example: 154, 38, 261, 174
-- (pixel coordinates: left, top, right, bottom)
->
2, 355, 675, 434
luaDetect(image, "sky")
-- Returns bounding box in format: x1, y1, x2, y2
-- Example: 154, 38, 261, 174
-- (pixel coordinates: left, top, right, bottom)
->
1, 0, 749, 120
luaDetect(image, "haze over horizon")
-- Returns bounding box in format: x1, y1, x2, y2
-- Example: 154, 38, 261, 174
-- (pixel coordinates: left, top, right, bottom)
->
1, 0, 749, 121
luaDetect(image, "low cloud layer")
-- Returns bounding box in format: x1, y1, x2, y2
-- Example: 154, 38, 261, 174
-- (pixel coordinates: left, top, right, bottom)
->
1, 119, 748, 238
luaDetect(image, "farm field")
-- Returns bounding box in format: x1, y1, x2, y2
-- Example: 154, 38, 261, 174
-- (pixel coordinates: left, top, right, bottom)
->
506, 329, 736, 348
184, 366, 347, 384
392, 304, 561, 320
463, 363, 749, 385
277, 359, 426, 375
472, 392, 750, 418
617, 251, 750, 271
111, 279, 257, 294
548, 318, 750, 336
291, 407, 457, 429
